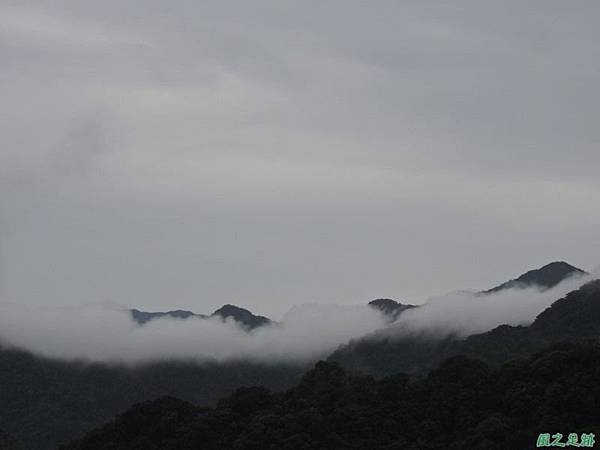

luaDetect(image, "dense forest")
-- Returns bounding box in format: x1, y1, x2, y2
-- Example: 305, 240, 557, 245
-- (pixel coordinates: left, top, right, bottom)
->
64, 339, 600, 450
0, 351, 303, 449
61, 278, 600, 450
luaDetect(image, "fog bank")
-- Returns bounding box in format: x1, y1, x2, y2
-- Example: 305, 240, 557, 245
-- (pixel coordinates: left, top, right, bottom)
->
0, 271, 596, 364
0, 301, 386, 364
389, 272, 594, 338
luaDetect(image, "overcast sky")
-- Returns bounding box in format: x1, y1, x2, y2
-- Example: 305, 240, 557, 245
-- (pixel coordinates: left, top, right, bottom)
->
1, 1, 599, 318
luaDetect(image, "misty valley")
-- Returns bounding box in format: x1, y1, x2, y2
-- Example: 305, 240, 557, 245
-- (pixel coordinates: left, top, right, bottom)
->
2, 262, 600, 449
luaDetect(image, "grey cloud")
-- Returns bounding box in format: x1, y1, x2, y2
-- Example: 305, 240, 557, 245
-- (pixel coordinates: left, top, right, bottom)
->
0, 273, 593, 364
0, 301, 387, 364
1, 1, 599, 316
390, 272, 595, 338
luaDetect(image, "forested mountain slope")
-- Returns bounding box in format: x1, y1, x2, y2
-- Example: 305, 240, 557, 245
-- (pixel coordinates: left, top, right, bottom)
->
64, 339, 600, 450
330, 279, 600, 376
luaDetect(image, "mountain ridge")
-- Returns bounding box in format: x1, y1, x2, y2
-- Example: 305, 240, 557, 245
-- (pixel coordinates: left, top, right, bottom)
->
368, 298, 417, 321
129, 261, 586, 330
130, 304, 273, 330
211, 304, 272, 330
329, 278, 600, 376
0, 260, 592, 449
483, 261, 586, 293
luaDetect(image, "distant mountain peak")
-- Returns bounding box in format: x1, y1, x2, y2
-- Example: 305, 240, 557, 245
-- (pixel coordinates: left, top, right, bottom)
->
211, 304, 272, 330
368, 298, 401, 313
483, 261, 586, 294
368, 298, 416, 321
130, 309, 204, 325
130, 304, 272, 330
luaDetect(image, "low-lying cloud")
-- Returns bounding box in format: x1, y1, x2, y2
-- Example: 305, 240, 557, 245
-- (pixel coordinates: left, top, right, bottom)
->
388, 272, 595, 338
0, 271, 596, 364
0, 301, 386, 364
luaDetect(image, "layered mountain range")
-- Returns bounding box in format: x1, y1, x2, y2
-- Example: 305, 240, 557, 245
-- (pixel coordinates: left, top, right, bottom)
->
62, 265, 600, 450
129, 261, 586, 332
0, 260, 594, 449
64, 338, 600, 450
330, 277, 599, 376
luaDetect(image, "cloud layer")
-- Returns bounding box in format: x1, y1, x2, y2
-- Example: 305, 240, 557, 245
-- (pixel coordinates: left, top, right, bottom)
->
1, 1, 600, 316
390, 272, 595, 338
0, 272, 594, 364
0, 301, 387, 364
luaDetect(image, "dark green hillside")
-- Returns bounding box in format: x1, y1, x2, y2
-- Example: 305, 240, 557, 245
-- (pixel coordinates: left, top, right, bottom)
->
0, 267, 595, 449
63, 340, 600, 450
0, 348, 303, 450
0, 429, 22, 450
330, 280, 600, 376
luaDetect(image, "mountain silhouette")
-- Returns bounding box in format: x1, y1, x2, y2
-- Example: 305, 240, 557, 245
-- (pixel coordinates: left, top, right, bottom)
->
2, 260, 593, 449
368, 298, 416, 321
483, 261, 586, 293
211, 304, 272, 330
330, 278, 600, 376
130, 304, 272, 330
130, 309, 207, 325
